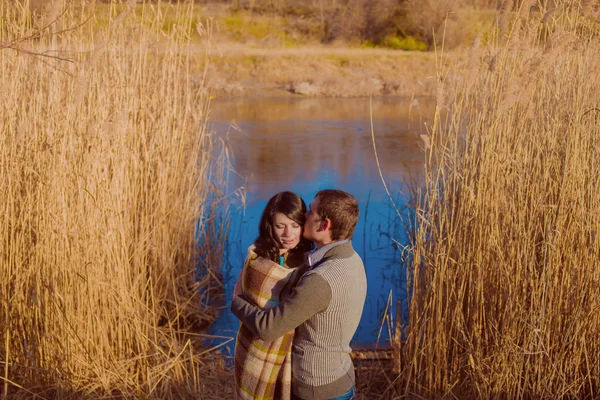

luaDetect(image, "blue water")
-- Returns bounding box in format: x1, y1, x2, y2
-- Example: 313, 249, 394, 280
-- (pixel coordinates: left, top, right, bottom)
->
206, 97, 432, 357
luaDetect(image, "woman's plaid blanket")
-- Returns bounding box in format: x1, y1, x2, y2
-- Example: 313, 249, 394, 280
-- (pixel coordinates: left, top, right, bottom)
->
234, 246, 299, 400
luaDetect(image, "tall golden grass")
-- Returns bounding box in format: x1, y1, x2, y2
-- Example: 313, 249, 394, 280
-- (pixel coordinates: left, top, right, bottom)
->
398, 1, 600, 397
1, 1, 230, 398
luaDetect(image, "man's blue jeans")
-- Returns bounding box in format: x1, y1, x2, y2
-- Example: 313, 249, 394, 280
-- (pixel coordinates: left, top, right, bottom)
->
328, 386, 356, 400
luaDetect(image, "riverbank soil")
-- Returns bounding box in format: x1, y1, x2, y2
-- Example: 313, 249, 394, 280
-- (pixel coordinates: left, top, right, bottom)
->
203, 45, 444, 97
200, 353, 398, 399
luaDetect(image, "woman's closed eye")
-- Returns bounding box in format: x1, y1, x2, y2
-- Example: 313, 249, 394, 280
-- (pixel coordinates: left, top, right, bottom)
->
276, 224, 300, 229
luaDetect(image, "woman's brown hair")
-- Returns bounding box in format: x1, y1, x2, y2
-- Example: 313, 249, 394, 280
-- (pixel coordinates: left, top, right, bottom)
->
254, 191, 313, 262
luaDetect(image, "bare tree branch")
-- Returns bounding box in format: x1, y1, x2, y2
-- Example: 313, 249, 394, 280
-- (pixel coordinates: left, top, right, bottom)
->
0, 4, 94, 67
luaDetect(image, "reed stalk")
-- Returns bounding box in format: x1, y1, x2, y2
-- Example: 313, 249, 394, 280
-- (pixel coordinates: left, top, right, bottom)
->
400, 1, 600, 397
0, 1, 228, 397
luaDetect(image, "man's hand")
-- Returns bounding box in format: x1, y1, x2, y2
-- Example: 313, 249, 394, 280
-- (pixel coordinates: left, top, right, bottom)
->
230, 272, 331, 342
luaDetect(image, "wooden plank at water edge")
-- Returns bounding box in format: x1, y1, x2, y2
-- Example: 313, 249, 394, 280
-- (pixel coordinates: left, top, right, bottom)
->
351, 342, 393, 361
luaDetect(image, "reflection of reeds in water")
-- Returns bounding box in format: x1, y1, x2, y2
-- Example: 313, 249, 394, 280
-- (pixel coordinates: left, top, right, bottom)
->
1, 2, 230, 398
398, 2, 600, 397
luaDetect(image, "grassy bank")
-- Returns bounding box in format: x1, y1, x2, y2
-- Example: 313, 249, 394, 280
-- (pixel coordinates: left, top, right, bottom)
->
0, 1, 231, 398
399, 0, 600, 397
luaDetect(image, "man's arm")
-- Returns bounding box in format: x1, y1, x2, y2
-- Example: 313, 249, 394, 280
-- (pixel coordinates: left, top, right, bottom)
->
231, 272, 332, 342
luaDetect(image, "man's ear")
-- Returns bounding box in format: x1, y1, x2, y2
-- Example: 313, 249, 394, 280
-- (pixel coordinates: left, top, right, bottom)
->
319, 218, 331, 232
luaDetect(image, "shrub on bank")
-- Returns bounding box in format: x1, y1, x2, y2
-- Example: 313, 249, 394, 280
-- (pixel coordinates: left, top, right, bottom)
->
382, 35, 428, 51
223, 0, 500, 48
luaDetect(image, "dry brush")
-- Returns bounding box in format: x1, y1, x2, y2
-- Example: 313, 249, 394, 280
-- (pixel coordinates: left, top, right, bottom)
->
1, 1, 230, 398
399, 0, 600, 398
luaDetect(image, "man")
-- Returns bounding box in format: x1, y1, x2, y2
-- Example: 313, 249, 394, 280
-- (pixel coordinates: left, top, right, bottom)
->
231, 189, 367, 400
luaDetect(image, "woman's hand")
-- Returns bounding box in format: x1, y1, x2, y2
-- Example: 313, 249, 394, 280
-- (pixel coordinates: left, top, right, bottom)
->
233, 270, 243, 297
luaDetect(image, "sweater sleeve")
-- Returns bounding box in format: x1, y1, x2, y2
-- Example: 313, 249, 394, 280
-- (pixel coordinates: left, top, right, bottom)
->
230, 272, 332, 342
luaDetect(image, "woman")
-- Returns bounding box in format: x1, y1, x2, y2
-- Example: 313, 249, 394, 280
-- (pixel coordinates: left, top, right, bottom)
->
233, 191, 313, 400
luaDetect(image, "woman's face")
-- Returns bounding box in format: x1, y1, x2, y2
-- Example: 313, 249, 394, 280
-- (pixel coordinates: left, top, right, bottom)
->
272, 212, 302, 251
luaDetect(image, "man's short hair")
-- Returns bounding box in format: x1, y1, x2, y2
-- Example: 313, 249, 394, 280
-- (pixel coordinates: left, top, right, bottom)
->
315, 190, 359, 241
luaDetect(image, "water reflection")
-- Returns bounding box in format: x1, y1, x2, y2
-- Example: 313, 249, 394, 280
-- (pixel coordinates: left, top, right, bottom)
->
209, 97, 433, 122
208, 97, 433, 352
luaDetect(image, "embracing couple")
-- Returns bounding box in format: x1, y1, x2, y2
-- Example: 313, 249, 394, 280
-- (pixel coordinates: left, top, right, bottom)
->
231, 190, 367, 400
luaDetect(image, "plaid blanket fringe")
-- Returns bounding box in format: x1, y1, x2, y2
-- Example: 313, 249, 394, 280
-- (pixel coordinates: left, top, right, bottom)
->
234, 246, 297, 400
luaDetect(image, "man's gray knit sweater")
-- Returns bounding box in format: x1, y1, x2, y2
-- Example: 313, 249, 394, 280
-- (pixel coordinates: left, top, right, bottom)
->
231, 241, 367, 400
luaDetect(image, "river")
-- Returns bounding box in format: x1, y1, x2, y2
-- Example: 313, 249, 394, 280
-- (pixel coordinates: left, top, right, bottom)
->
207, 96, 434, 355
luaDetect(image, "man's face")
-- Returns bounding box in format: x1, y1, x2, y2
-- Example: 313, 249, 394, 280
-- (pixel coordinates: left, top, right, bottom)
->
304, 197, 329, 245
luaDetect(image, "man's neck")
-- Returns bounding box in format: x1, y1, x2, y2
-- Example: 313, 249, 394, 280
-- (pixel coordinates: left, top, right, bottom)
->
314, 239, 332, 249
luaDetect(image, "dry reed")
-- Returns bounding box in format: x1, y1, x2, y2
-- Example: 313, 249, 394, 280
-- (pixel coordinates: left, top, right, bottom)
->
398, 0, 600, 398
1, 1, 230, 398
